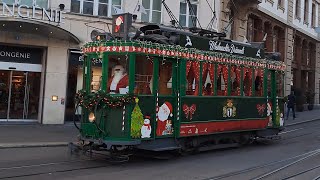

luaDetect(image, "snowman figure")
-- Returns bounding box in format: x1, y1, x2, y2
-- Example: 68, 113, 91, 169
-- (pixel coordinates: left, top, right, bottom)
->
141, 116, 151, 138
280, 113, 284, 126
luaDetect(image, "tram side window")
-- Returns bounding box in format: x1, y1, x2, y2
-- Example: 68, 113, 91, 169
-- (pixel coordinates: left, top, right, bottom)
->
230, 66, 240, 96
159, 60, 172, 95
276, 72, 284, 97
254, 69, 264, 97
134, 56, 153, 95
202, 63, 214, 96
217, 65, 228, 96
107, 55, 129, 94
90, 58, 102, 92
186, 61, 200, 96
243, 68, 253, 96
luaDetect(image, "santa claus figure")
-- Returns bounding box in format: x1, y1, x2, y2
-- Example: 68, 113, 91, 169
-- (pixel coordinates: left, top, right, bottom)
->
108, 65, 129, 94
156, 102, 173, 136
115, 16, 124, 33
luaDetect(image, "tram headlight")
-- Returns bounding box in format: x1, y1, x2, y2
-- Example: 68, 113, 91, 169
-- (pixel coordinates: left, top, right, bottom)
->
88, 112, 95, 123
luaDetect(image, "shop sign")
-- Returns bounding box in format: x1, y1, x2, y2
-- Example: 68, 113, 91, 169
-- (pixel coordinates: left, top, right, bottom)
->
69, 52, 102, 66
180, 35, 264, 59
0, 2, 63, 23
0, 45, 42, 64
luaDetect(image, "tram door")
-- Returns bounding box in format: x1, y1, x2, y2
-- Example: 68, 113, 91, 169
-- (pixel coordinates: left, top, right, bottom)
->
155, 58, 178, 138
267, 70, 284, 127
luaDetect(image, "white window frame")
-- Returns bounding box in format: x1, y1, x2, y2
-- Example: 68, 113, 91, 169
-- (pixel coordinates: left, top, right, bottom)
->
4, 0, 49, 8
179, 0, 199, 27
141, 0, 163, 23
71, 0, 122, 17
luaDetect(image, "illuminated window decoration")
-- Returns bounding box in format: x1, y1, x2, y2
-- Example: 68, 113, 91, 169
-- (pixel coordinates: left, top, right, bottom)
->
217, 64, 228, 96
254, 68, 264, 97
186, 60, 200, 96
243, 67, 253, 96
231, 66, 241, 96
202, 63, 215, 96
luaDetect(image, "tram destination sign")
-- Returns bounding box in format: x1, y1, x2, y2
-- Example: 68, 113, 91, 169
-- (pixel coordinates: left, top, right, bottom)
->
0, 45, 42, 64
179, 35, 265, 59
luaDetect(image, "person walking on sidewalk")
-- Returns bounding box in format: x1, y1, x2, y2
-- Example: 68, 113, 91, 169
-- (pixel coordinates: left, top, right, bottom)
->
286, 91, 296, 120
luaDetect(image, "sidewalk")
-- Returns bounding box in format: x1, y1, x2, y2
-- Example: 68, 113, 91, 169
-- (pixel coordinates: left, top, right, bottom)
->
0, 109, 319, 149
285, 108, 320, 126
0, 122, 79, 148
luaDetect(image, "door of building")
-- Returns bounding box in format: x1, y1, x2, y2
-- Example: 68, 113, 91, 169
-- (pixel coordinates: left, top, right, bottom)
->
0, 70, 41, 122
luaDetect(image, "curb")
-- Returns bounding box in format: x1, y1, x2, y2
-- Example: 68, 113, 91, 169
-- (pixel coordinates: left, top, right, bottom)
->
286, 118, 320, 127
0, 142, 69, 149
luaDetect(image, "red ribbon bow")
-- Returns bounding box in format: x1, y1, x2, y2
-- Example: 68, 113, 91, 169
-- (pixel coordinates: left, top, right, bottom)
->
183, 104, 197, 120
256, 104, 266, 116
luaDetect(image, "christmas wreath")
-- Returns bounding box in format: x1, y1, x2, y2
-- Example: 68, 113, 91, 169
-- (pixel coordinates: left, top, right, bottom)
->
75, 90, 135, 111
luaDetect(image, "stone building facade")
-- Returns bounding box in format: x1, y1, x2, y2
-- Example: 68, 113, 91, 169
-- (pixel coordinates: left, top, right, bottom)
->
218, 0, 320, 106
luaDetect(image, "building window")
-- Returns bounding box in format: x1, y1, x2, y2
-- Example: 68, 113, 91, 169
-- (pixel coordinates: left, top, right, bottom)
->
2, 0, 49, 8
295, 0, 301, 19
278, 0, 284, 9
141, 0, 162, 23
304, 0, 309, 24
179, 0, 198, 27
70, 0, 122, 17
311, 3, 316, 27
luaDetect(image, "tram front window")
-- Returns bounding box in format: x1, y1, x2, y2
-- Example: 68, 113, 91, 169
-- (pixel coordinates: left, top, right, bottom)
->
90, 58, 102, 92
159, 60, 172, 95
134, 56, 153, 95
107, 55, 129, 94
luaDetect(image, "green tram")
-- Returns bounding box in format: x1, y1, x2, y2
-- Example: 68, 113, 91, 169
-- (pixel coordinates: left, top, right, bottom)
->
73, 24, 286, 158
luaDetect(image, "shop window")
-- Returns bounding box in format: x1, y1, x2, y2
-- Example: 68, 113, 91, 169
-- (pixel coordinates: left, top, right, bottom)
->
141, 0, 162, 23
179, 0, 198, 27
186, 61, 200, 96
202, 63, 214, 96
159, 60, 172, 95
230, 66, 241, 96
243, 68, 253, 96
276, 72, 284, 97
254, 69, 264, 97
134, 56, 153, 95
217, 65, 228, 96
107, 55, 129, 94
90, 58, 102, 92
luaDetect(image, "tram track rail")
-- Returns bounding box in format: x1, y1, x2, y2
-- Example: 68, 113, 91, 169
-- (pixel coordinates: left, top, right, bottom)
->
0, 150, 128, 179
204, 148, 320, 180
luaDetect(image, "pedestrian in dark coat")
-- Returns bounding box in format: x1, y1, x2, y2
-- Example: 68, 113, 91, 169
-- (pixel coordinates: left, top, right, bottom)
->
286, 91, 296, 120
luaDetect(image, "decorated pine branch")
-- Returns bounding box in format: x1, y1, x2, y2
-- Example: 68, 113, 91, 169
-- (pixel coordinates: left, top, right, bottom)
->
75, 90, 135, 111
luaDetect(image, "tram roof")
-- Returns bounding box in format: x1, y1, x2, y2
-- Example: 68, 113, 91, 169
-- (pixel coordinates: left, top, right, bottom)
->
82, 40, 286, 72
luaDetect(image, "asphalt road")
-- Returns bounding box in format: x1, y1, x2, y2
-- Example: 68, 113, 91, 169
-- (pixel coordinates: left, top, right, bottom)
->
1, 121, 320, 180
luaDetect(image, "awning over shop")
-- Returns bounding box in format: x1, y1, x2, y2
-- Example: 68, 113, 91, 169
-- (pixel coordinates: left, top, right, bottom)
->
0, 18, 80, 44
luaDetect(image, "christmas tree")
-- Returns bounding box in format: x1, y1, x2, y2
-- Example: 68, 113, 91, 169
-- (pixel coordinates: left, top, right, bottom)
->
131, 98, 144, 138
